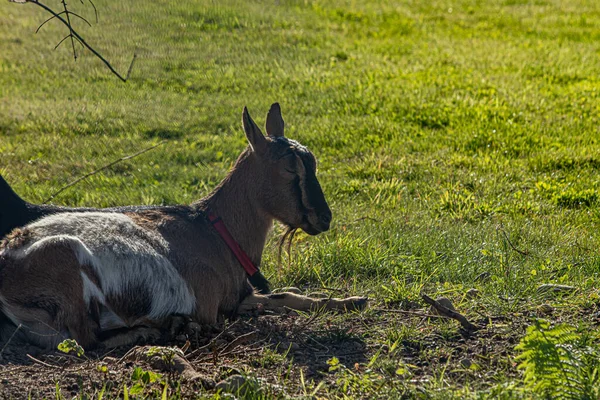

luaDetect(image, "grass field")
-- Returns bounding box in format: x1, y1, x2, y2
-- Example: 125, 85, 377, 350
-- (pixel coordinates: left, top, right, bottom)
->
1, 0, 600, 398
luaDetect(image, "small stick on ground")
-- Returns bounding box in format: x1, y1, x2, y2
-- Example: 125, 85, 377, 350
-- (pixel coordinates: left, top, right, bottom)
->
186, 320, 240, 359
421, 294, 479, 332
219, 331, 258, 356
373, 308, 453, 320
43, 141, 165, 204
116, 345, 140, 364
26, 354, 60, 369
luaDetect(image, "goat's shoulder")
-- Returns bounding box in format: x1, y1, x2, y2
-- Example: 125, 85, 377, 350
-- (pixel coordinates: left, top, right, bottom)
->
122, 205, 202, 232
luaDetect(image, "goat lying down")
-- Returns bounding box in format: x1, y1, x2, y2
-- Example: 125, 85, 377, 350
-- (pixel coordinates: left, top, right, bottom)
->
0, 104, 366, 349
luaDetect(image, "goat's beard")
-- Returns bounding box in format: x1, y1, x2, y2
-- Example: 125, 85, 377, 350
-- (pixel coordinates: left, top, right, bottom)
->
277, 226, 298, 270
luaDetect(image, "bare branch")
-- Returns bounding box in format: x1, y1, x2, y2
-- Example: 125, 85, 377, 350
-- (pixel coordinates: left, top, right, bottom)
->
53, 34, 71, 50
13, 0, 134, 82
87, 0, 98, 23
66, 10, 92, 27
43, 141, 165, 204
77, 0, 98, 23
35, 11, 66, 33
72, 34, 85, 50
125, 52, 137, 81
61, 0, 78, 60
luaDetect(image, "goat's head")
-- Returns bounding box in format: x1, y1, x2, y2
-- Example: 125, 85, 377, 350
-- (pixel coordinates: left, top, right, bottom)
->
241, 103, 332, 235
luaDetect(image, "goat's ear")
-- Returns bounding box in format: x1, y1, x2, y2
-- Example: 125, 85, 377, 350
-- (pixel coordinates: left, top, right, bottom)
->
243, 106, 267, 154
265, 102, 285, 138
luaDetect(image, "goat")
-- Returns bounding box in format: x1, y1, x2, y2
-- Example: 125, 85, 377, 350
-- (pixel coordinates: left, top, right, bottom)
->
0, 104, 366, 349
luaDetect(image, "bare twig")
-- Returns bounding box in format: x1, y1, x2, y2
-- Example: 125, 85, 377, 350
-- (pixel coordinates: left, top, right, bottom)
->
11, 0, 135, 82
116, 345, 140, 364
63, 10, 92, 27
81, 0, 98, 23
186, 320, 239, 359
60, 0, 77, 59
350, 216, 381, 224
372, 308, 452, 320
26, 354, 60, 369
0, 324, 22, 359
219, 331, 258, 356
125, 52, 137, 81
35, 11, 66, 33
43, 141, 165, 204
290, 312, 321, 336
53, 34, 71, 50
497, 226, 529, 256
421, 293, 479, 331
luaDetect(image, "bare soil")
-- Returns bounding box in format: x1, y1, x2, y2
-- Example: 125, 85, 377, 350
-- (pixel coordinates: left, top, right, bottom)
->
1, 303, 598, 399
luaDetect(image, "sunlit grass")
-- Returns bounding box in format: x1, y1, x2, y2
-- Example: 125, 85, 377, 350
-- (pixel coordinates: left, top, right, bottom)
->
1, 0, 600, 397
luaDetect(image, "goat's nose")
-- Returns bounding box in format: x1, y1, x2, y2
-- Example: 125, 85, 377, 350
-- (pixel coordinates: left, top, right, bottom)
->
319, 211, 332, 228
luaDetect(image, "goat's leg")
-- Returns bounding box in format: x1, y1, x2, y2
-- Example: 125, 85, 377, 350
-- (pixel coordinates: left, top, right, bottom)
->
0, 243, 100, 349
238, 292, 368, 314
99, 314, 198, 348
100, 326, 162, 349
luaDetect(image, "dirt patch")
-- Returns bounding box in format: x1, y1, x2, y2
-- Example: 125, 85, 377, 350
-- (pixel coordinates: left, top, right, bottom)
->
0, 302, 598, 398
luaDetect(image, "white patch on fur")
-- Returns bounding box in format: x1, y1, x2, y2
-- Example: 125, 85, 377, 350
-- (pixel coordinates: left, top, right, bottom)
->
99, 308, 128, 331
0, 295, 21, 327
11, 212, 196, 321
10, 234, 91, 260
80, 271, 106, 305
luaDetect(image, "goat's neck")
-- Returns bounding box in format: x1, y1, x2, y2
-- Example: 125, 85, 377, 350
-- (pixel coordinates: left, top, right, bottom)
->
199, 152, 272, 265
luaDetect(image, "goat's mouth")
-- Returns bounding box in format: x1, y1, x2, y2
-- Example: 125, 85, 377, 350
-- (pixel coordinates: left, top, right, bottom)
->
300, 214, 329, 235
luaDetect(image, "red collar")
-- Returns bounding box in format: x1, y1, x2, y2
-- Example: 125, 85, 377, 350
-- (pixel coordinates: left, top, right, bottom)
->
207, 210, 271, 294
207, 211, 259, 277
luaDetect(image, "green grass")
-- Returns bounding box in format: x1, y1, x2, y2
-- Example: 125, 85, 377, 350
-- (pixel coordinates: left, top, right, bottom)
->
1, 0, 600, 398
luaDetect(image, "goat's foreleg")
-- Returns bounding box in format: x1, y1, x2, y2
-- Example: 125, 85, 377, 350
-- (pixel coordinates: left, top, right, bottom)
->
238, 292, 368, 314
100, 326, 162, 349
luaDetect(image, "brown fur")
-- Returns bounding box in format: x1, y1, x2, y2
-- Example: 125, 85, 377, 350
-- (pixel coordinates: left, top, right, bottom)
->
0, 227, 33, 251
0, 244, 98, 348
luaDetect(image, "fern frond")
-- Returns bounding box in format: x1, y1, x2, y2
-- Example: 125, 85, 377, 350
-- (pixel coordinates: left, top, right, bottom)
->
515, 319, 600, 400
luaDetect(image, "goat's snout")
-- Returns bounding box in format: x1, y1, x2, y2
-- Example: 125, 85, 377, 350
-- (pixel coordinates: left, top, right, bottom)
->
317, 210, 332, 231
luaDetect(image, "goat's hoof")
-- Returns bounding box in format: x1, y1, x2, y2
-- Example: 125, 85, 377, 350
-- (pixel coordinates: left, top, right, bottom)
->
168, 315, 192, 336
186, 322, 203, 333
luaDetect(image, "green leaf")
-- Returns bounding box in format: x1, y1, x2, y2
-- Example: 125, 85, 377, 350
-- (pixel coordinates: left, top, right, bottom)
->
327, 357, 340, 372
57, 339, 85, 357
161, 383, 168, 400
142, 370, 161, 384
515, 319, 600, 399
131, 367, 143, 381
129, 383, 144, 395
